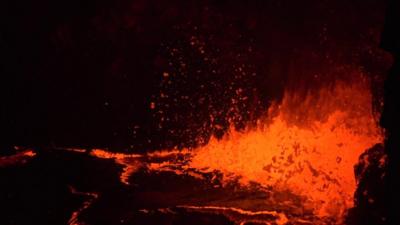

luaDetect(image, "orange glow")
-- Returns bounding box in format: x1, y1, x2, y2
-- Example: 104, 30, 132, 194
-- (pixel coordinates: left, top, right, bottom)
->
176, 205, 289, 225
188, 76, 383, 220
68, 186, 98, 225
90, 149, 143, 184
90, 148, 142, 159
69, 72, 382, 223
0, 149, 36, 167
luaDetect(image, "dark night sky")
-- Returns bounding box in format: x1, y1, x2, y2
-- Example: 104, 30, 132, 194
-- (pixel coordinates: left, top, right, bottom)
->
1, 0, 391, 152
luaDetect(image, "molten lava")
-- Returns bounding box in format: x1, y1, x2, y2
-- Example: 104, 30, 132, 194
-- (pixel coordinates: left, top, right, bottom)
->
188, 77, 383, 220
83, 74, 382, 224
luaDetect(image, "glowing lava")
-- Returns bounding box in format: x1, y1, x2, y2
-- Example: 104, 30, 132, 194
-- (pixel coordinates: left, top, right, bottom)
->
188, 77, 383, 220
84, 73, 383, 224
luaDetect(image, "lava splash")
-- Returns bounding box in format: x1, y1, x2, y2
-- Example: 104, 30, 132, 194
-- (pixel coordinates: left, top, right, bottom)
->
71, 74, 383, 224
188, 77, 383, 219
141, 75, 382, 222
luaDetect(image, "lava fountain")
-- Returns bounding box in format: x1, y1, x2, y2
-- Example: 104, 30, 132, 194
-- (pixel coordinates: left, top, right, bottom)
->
86, 70, 383, 224
186, 73, 383, 221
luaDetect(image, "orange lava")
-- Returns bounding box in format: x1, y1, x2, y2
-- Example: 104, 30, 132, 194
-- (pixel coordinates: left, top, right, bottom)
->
188, 76, 383, 220
0, 149, 36, 167
82, 72, 383, 222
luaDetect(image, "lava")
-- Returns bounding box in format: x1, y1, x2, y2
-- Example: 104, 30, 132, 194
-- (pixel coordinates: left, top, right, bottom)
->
0, 148, 36, 167
68, 186, 99, 225
188, 76, 383, 220
44, 72, 383, 224
89, 149, 143, 184
139, 205, 290, 225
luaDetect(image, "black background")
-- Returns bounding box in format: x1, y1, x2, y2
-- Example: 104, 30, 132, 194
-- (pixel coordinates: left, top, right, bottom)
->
1, 0, 391, 152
